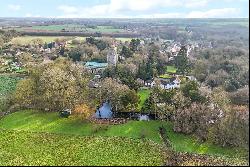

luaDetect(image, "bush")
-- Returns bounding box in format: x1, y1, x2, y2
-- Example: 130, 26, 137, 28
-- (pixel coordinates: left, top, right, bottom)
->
139, 128, 149, 140
209, 109, 249, 148
181, 81, 207, 103
173, 103, 220, 141
73, 104, 95, 120
0, 97, 11, 113
91, 125, 109, 134
229, 86, 249, 105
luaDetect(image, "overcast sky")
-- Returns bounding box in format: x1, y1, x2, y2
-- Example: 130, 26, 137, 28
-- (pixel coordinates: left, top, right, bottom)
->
0, 0, 249, 18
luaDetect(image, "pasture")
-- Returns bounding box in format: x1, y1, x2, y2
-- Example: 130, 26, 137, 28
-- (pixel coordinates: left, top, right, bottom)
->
0, 129, 163, 166
10, 36, 71, 45
0, 110, 247, 158
15, 25, 125, 33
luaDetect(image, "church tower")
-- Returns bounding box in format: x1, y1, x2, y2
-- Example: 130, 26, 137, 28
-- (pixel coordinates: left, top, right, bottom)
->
107, 43, 118, 66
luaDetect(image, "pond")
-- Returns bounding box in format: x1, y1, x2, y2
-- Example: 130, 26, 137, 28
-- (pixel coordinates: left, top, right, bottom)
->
95, 103, 154, 121
139, 115, 150, 121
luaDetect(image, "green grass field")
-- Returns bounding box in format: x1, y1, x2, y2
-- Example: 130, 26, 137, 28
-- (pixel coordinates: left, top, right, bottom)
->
0, 129, 163, 166
165, 66, 177, 74
0, 110, 247, 158
10, 36, 71, 45
137, 89, 151, 111
15, 24, 82, 31
86, 26, 125, 33
10, 36, 132, 46
0, 110, 163, 143
15, 25, 125, 33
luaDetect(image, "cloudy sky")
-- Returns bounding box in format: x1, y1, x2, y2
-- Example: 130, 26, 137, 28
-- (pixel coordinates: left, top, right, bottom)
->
0, 0, 249, 18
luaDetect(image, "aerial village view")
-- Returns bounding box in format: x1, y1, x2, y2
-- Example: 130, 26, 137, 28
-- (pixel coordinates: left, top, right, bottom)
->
0, 0, 249, 166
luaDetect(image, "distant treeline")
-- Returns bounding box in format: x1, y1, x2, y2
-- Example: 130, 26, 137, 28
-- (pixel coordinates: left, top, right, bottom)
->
20, 31, 141, 38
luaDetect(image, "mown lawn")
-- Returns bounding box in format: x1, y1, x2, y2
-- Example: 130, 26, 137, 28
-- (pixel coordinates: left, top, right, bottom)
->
0, 129, 163, 166
165, 66, 177, 74
0, 110, 163, 143
0, 110, 247, 158
137, 89, 151, 111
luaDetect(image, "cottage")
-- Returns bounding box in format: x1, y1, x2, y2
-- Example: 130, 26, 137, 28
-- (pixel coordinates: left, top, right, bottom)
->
147, 77, 181, 90
171, 44, 181, 56
136, 78, 145, 85
159, 78, 180, 90
44, 48, 51, 54
186, 75, 197, 81
145, 80, 153, 87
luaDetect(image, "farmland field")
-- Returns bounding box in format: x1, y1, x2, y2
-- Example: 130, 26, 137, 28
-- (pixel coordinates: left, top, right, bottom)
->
10, 36, 133, 46
15, 24, 82, 32
86, 26, 125, 33
0, 129, 163, 166
0, 110, 247, 158
10, 36, 72, 45
14, 25, 125, 33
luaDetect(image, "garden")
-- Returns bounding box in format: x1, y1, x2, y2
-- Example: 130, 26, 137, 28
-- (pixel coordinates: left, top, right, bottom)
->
137, 89, 151, 111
